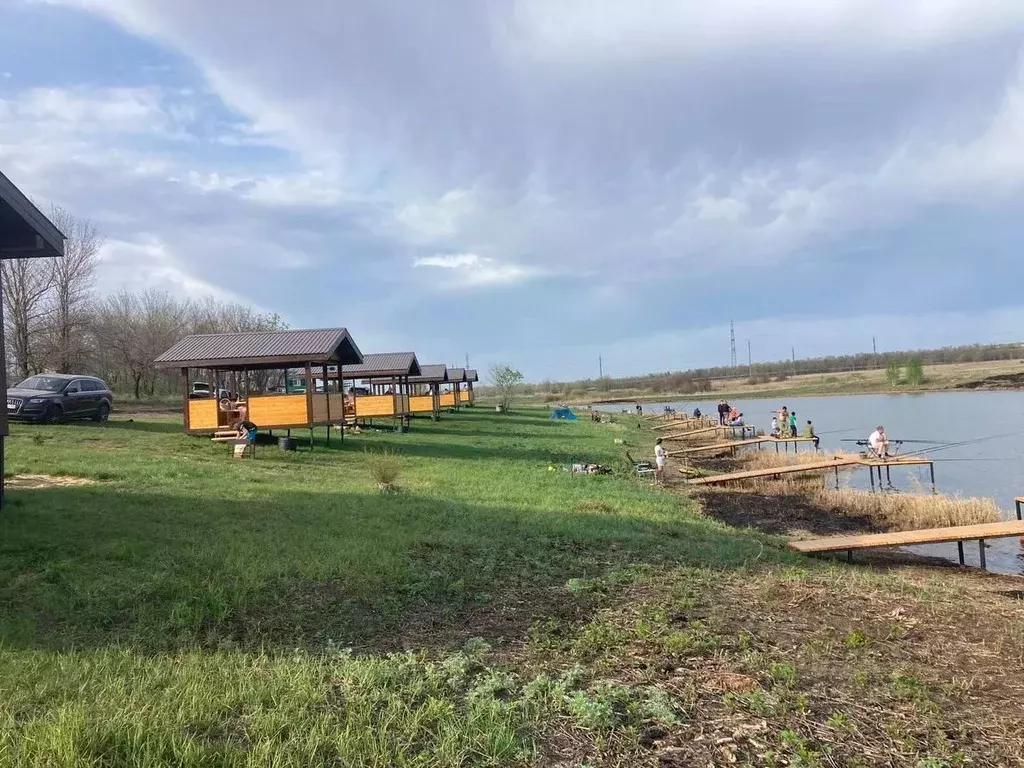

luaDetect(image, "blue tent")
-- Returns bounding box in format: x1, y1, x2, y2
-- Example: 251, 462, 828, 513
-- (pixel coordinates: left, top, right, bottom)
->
551, 407, 577, 421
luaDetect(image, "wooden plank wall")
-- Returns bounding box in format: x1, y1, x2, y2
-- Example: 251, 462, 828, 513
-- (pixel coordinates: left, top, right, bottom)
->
355, 395, 396, 418
409, 395, 434, 413
310, 393, 347, 423
247, 394, 309, 427
188, 399, 220, 430
439, 392, 457, 408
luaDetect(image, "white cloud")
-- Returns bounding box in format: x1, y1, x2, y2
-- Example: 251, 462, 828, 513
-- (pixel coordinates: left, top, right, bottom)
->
413, 252, 540, 287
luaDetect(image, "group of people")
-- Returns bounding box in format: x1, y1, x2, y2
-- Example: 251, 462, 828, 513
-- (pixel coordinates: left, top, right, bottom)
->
770, 405, 819, 448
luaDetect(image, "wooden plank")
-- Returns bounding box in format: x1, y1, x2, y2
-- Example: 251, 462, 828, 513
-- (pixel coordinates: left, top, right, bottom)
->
670, 437, 769, 455
858, 457, 933, 467
354, 394, 397, 418
248, 394, 309, 427
790, 520, 1024, 554
685, 457, 861, 486
187, 399, 219, 431
661, 426, 727, 440
409, 395, 434, 413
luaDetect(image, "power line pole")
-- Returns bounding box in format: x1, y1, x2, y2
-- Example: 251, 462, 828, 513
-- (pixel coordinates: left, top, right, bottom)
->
747, 339, 752, 376
598, 355, 603, 380
730, 321, 737, 368
465, 353, 469, 369
791, 346, 796, 376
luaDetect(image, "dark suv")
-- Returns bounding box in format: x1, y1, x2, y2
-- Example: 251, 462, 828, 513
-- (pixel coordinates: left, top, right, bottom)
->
7, 374, 113, 424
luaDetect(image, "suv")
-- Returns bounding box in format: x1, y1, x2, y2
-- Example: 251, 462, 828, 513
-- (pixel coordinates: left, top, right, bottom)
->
7, 374, 114, 424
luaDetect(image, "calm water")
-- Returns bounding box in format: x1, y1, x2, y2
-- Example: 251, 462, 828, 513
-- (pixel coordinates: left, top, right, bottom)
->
603, 392, 1024, 574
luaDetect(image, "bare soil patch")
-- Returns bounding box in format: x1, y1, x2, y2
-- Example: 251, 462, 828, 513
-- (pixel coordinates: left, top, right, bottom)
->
6, 474, 96, 489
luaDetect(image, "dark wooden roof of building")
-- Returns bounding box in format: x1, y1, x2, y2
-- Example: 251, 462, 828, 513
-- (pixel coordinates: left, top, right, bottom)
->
466, 369, 479, 382
0, 170, 65, 258
155, 328, 363, 370
408, 364, 449, 384
340, 352, 421, 379
446, 367, 467, 382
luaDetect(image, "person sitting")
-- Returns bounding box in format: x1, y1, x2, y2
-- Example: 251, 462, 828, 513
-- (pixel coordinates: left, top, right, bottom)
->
804, 420, 820, 450
770, 416, 780, 438
692, 407, 701, 418
729, 406, 740, 422
868, 425, 890, 458
729, 413, 745, 427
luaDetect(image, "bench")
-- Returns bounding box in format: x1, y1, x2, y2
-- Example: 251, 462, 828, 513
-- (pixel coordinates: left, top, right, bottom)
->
789, 520, 1024, 570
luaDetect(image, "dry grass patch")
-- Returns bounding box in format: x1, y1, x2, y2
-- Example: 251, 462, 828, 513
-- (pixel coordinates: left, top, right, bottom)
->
6, 474, 96, 489
813, 488, 1002, 531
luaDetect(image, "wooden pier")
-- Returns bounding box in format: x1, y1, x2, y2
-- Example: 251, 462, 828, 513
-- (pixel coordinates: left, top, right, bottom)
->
669, 436, 816, 457
684, 457, 861, 486
789, 520, 1024, 570
682, 454, 936, 490
660, 425, 732, 441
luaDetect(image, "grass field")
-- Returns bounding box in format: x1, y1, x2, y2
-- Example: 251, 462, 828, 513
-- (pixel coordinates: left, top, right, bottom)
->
2, 408, 1023, 765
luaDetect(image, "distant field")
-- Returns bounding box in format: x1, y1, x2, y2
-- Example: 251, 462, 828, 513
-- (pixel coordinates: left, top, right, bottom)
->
501, 359, 1024, 406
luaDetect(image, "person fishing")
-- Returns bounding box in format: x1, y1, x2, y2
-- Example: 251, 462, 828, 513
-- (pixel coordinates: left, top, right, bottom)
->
692, 407, 701, 419
789, 410, 798, 437
654, 438, 667, 484
804, 420, 819, 449
770, 414, 780, 438
868, 425, 890, 458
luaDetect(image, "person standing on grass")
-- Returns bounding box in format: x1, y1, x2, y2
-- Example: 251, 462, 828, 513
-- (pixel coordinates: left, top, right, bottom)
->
789, 410, 798, 437
654, 438, 668, 483
804, 420, 820, 450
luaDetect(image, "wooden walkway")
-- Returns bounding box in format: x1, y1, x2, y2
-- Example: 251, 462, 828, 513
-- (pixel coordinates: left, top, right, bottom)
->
684, 457, 861, 486
653, 419, 717, 432
789, 520, 1024, 569
661, 425, 730, 441
670, 436, 816, 456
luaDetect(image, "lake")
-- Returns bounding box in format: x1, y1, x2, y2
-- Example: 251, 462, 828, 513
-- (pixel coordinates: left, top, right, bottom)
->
602, 391, 1024, 575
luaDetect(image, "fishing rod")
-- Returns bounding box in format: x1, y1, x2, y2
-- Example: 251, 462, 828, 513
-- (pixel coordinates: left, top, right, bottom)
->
901, 431, 1018, 458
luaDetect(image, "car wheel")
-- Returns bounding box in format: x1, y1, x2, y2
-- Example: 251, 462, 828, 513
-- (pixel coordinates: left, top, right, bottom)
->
93, 402, 110, 422
44, 404, 63, 424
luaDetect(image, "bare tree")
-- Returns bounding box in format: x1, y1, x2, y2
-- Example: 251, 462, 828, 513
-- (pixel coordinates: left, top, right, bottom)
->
42, 206, 101, 373
1, 258, 53, 378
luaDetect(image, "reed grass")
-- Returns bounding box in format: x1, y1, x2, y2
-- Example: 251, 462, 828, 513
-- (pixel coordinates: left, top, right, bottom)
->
812, 488, 1002, 531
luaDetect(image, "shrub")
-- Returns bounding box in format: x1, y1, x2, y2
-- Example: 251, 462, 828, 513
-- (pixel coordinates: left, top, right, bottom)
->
367, 448, 402, 490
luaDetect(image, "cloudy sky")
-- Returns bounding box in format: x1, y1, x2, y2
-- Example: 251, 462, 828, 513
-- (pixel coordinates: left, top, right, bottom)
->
3, 0, 1024, 380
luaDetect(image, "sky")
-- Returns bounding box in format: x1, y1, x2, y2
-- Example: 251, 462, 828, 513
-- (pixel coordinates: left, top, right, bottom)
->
3, 0, 1024, 381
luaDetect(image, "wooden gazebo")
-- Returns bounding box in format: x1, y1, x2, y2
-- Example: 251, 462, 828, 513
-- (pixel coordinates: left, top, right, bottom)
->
155, 328, 363, 445
464, 369, 479, 406
0, 171, 65, 505
407, 364, 449, 420
443, 368, 467, 410
339, 352, 421, 428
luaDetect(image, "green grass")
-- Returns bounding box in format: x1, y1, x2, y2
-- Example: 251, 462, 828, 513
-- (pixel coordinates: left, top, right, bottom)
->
0, 408, 782, 765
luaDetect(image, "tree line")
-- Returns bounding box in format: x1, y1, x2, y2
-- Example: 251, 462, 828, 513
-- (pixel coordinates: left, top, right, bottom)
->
526, 343, 1024, 396
2, 206, 284, 399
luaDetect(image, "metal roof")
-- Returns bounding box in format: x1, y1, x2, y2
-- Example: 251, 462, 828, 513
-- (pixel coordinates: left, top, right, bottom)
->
0, 170, 65, 258
339, 352, 421, 379
466, 369, 479, 382
408, 363, 449, 384
446, 367, 467, 382
154, 328, 363, 369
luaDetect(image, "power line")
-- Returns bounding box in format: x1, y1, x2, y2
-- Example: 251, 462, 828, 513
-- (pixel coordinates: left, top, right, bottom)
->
730, 321, 737, 368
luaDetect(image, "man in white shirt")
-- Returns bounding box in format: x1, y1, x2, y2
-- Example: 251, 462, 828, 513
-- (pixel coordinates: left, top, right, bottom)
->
868, 425, 890, 458
655, 438, 668, 483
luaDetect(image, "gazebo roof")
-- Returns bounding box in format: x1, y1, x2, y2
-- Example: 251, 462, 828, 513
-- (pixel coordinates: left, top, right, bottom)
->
155, 328, 363, 370
0, 170, 65, 257
340, 352, 421, 379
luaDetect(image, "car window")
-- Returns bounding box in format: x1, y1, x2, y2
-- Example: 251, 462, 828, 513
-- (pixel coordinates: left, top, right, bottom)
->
65, 381, 81, 394
81, 379, 99, 392
15, 376, 66, 392
92, 379, 108, 392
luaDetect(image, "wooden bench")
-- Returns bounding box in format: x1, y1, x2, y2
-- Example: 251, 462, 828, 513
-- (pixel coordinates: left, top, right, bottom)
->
789, 520, 1024, 570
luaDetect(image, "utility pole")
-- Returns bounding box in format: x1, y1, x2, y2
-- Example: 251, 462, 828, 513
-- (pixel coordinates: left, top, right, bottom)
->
730, 321, 737, 368
747, 339, 752, 376
598, 355, 603, 380
791, 346, 796, 376
872, 336, 878, 369
465, 353, 469, 369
